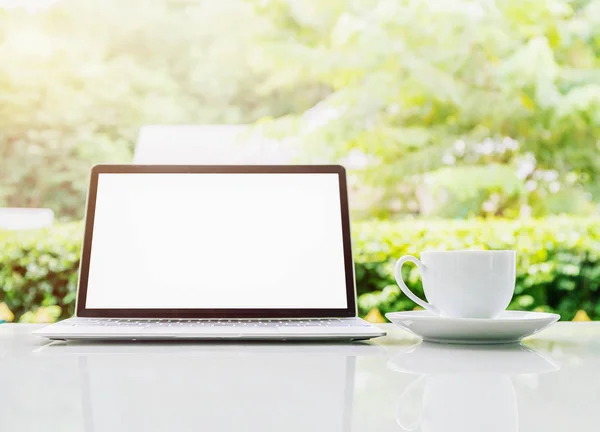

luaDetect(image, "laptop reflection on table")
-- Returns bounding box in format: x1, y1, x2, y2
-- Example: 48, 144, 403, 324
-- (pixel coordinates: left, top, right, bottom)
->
36, 343, 382, 432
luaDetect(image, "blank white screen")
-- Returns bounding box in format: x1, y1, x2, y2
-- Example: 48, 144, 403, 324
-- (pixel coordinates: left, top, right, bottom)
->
85, 173, 349, 309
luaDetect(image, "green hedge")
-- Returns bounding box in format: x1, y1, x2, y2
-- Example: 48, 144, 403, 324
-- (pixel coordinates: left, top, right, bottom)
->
1, 217, 600, 322
0, 223, 82, 322
354, 217, 600, 321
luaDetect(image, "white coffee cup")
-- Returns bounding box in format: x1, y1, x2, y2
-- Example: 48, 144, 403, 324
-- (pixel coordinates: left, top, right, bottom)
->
395, 250, 516, 319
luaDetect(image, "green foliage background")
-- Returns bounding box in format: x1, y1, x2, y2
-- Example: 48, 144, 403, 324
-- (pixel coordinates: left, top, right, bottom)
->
2, 0, 600, 221
0, 0, 327, 219
2, 1, 600, 321
254, 0, 600, 218
2, 218, 600, 322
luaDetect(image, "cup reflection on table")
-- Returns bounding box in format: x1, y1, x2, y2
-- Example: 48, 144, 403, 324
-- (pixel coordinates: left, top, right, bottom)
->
388, 343, 560, 432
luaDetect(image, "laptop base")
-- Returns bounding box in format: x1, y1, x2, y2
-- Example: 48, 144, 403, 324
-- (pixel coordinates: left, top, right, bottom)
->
35, 317, 386, 342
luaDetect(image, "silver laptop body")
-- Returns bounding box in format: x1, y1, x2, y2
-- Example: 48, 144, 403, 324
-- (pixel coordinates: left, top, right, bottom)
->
34, 165, 385, 341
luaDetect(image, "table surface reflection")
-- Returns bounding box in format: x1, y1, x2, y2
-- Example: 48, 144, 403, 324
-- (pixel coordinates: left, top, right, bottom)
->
2, 323, 600, 432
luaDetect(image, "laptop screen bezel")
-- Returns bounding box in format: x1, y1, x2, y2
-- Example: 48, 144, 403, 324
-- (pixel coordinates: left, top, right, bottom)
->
76, 164, 357, 318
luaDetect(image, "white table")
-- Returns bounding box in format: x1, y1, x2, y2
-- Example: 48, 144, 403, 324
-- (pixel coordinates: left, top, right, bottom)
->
2, 323, 600, 431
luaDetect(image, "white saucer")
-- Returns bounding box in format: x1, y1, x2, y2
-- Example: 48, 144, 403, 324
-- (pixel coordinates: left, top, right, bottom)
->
385, 310, 560, 344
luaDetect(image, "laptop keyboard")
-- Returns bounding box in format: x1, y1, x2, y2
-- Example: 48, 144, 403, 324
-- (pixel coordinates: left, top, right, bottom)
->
67, 318, 371, 328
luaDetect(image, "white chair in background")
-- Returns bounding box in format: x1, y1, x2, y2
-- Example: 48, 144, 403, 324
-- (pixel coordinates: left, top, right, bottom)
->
133, 124, 298, 164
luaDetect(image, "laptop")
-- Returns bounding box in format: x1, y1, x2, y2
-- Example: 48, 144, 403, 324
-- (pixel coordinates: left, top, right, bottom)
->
34, 164, 385, 341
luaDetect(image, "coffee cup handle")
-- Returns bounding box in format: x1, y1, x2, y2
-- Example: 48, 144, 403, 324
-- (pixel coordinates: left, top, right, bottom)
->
395, 256, 439, 314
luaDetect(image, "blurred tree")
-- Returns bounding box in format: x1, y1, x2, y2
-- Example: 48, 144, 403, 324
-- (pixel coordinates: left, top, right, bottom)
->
0, 0, 327, 219
253, 0, 600, 218
4, 0, 600, 220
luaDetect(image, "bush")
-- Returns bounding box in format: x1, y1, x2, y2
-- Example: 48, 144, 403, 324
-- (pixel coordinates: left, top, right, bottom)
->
1, 217, 600, 322
354, 217, 600, 321
0, 223, 82, 322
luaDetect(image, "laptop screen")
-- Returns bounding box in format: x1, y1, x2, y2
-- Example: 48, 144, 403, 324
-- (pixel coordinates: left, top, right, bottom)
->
79, 168, 354, 317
